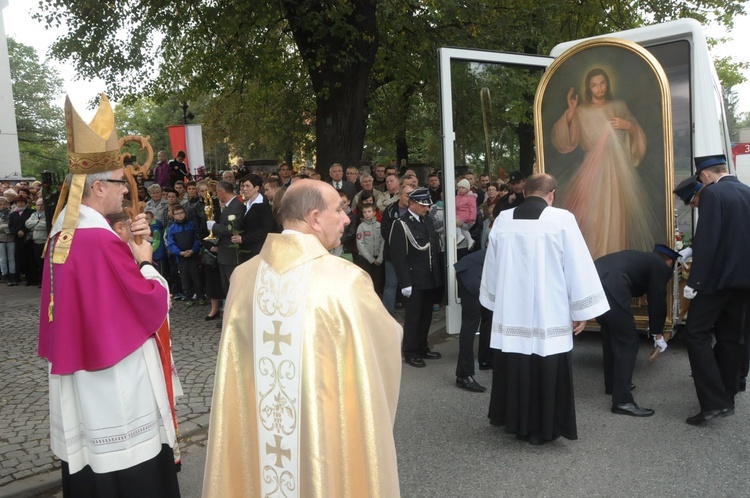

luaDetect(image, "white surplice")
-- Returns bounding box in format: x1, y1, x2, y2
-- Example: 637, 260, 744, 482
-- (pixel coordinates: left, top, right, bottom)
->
479, 205, 609, 357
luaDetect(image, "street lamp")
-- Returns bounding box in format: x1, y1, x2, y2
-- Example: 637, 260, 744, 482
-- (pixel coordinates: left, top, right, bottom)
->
180, 101, 194, 125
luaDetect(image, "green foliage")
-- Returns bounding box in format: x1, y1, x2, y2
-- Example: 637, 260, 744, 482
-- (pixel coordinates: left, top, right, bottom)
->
34, 0, 748, 172
7, 37, 67, 177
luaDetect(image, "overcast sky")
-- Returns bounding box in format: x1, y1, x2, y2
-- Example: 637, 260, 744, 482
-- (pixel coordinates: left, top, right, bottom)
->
3, 0, 750, 121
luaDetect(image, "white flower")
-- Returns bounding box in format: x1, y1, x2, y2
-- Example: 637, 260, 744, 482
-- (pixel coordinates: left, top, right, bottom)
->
228, 215, 236, 221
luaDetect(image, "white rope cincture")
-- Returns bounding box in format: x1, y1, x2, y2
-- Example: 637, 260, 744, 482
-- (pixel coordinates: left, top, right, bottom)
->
398, 218, 432, 270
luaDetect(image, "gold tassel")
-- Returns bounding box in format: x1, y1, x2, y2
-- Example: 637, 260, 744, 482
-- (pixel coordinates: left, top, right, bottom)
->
48, 296, 54, 323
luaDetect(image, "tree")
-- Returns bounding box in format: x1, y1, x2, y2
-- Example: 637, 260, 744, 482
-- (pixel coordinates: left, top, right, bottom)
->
7, 37, 66, 177
36, 0, 747, 177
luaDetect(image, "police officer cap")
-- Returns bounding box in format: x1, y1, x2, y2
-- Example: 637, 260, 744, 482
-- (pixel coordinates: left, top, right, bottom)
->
653, 243, 680, 261
694, 154, 726, 173
408, 186, 433, 206
673, 177, 703, 205
508, 171, 526, 184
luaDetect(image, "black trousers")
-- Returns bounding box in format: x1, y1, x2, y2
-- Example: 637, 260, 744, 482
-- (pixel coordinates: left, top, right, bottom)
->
178, 256, 202, 299
596, 299, 638, 405
353, 254, 384, 297
685, 290, 750, 410
219, 263, 237, 297
402, 288, 435, 358
456, 278, 492, 377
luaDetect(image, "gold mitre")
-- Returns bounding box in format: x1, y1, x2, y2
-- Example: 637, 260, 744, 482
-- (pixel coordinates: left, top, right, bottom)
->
66, 94, 122, 173
50, 94, 123, 265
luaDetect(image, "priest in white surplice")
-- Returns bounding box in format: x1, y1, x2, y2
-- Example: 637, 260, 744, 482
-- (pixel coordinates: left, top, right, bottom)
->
480, 173, 609, 445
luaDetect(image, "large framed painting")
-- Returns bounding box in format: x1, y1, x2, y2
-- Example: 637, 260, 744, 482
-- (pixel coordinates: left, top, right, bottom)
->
534, 38, 674, 261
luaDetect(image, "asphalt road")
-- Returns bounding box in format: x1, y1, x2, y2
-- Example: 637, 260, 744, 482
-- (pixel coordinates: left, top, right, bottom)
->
175, 330, 750, 497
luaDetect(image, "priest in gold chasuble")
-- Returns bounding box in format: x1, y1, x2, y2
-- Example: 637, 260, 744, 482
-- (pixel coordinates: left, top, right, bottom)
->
203, 180, 403, 497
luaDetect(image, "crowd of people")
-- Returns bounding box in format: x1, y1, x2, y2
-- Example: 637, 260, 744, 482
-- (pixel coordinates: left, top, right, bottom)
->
29, 94, 750, 498
0, 179, 47, 287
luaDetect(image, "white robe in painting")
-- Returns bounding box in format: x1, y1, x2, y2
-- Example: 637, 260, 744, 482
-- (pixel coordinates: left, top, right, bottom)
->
479, 204, 609, 357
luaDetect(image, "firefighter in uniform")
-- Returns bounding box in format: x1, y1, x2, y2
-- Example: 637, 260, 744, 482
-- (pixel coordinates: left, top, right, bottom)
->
390, 187, 442, 368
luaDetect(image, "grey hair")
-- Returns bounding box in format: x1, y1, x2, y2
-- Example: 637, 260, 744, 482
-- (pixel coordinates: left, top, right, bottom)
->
67, 171, 115, 198
359, 174, 373, 182
147, 184, 162, 193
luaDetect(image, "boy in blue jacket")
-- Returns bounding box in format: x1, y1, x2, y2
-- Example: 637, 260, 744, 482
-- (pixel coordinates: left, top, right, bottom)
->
166, 204, 202, 303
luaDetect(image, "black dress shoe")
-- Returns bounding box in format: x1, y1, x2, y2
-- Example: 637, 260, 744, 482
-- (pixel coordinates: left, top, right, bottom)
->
420, 351, 441, 360
456, 376, 486, 392
205, 312, 221, 321
686, 407, 734, 425
611, 402, 654, 417
405, 357, 426, 368
478, 363, 493, 370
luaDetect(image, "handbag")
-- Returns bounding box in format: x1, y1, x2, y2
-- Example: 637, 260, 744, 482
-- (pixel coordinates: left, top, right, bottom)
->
201, 247, 218, 267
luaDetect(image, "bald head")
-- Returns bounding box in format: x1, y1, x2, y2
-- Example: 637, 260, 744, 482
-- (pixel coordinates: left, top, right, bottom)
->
279, 179, 350, 249
280, 180, 330, 226
524, 174, 557, 198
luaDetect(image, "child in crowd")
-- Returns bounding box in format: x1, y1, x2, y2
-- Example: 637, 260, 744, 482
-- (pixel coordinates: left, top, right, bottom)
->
165, 202, 184, 298
354, 204, 385, 296
146, 210, 168, 279
107, 210, 132, 244
455, 179, 477, 249
165, 204, 202, 303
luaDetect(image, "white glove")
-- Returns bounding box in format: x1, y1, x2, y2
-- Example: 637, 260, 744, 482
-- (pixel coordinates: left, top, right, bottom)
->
654, 336, 668, 352
684, 285, 697, 300
206, 220, 216, 231
401, 286, 413, 298
678, 247, 692, 263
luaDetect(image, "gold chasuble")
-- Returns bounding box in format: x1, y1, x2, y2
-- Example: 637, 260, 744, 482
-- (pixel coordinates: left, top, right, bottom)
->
203, 233, 403, 497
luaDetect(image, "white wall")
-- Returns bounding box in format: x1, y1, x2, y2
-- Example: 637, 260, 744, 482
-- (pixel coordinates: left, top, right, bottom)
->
0, 0, 22, 177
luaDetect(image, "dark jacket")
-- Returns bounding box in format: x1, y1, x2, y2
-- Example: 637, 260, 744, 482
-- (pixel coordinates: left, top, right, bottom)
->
212, 196, 247, 267
454, 248, 487, 299
330, 180, 357, 204
238, 196, 274, 262
166, 220, 200, 259
389, 210, 442, 290
381, 201, 407, 260
9, 206, 32, 246
688, 175, 750, 294
596, 250, 673, 333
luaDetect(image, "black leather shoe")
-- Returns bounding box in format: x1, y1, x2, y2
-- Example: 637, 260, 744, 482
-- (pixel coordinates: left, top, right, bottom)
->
205, 312, 221, 321
420, 351, 441, 359
478, 363, 493, 370
612, 402, 654, 417
456, 376, 486, 392
686, 407, 734, 425
405, 357, 426, 368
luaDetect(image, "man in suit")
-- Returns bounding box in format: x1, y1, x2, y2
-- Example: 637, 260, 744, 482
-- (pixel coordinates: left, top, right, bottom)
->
207, 180, 246, 295
329, 163, 357, 202
390, 187, 442, 368
683, 154, 750, 425
454, 248, 492, 392
595, 245, 679, 417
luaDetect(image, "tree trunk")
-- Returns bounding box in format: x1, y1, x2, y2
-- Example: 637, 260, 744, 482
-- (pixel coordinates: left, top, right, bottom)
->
282, 1, 378, 181
518, 121, 535, 177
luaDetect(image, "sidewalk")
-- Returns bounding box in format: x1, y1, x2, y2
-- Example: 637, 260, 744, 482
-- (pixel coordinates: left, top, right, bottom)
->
0, 283, 444, 497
